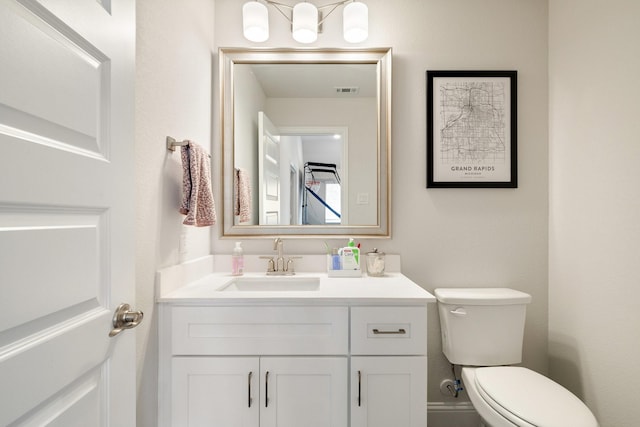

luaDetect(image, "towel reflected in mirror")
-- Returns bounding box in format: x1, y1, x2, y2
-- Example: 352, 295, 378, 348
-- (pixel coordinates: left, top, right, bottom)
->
234, 168, 251, 223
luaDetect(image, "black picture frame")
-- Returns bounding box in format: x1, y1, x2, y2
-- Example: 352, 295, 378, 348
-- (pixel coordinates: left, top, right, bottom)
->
426, 70, 517, 188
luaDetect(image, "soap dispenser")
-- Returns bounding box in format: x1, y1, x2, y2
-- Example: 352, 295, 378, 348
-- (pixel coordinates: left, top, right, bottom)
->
340, 238, 360, 270
231, 242, 244, 276
347, 238, 360, 265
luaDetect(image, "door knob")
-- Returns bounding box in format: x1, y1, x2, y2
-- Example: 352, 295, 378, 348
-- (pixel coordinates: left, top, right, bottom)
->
109, 303, 144, 337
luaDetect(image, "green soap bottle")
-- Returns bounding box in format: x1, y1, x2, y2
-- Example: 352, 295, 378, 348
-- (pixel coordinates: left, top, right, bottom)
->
348, 238, 359, 265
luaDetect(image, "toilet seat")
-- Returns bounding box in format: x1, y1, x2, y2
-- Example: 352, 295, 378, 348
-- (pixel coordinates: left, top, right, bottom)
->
473, 367, 599, 427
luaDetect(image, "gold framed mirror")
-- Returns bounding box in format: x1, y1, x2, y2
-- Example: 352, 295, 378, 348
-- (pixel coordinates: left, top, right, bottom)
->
220, 47, 391, 238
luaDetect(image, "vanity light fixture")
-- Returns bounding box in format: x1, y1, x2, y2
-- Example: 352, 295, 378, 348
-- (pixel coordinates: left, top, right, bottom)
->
292, 2, 318, 43
243, 1, 270, 42
242, 0, 368, 44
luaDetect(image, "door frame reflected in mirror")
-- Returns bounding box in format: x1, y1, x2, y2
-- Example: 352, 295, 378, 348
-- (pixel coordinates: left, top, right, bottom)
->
276, 126, 349, 227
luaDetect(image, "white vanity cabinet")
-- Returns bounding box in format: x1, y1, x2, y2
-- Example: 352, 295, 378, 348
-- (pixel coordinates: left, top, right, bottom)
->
260, 357, 348, 427
171, 357, 259, 426
160, 305, 350, 427
350, 307, 428, 427
158, 284, 430, 426
351, 357, 427, 427
171, 356, 347, 427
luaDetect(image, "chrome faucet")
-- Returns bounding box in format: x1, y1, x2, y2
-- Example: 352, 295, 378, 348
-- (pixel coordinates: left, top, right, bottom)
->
261, 238, 301, 275
274, 237, 285, 272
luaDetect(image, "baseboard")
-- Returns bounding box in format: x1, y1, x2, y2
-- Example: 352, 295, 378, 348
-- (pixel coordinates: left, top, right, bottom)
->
427, 401, 482, 427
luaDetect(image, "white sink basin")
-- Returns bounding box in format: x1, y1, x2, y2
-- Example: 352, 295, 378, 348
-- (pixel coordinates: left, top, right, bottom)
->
218, 277, 321, 292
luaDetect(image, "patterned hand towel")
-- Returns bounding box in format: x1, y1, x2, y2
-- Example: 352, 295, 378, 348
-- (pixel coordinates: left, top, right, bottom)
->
180, 141, 216, 226
234, 168, 251, 223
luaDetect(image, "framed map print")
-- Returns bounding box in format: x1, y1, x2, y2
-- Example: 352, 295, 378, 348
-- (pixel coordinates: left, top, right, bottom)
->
426, 70, 517, 188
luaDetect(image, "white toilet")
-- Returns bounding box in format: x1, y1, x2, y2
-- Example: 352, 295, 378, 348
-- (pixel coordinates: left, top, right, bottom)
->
435, 288, 598, 427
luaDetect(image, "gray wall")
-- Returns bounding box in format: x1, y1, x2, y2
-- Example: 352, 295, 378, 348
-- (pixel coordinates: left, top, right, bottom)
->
549, 0, 640, 425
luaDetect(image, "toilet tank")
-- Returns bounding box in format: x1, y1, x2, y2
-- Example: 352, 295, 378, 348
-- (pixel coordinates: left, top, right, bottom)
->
435, 288, 532, 366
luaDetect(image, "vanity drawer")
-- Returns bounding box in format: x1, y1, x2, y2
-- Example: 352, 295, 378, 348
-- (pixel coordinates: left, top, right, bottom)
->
350, 306, 427, 355
171, 306, 349, 355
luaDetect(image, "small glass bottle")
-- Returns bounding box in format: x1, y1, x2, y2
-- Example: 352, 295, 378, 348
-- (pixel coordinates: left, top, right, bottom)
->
231, 241, 244, 276
331, 248, 342, 270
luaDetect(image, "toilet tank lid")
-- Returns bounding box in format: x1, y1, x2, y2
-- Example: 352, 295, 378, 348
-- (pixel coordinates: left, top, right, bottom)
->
434, 288, 532, 305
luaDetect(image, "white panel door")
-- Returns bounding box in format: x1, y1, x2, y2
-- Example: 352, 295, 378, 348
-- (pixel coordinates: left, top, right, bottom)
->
260, 357, 348, 427
258, 111, 281, 225
351, 357, 427, 427
0, 0, 136, 425
172, 357, 260, 427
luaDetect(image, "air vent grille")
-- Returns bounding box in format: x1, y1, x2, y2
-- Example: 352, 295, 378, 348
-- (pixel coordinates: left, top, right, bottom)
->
334, 87, 360, 94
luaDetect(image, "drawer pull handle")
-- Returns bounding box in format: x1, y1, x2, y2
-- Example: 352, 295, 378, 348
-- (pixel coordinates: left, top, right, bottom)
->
248, 371, 253, 408
372, 328, 406, 335
265, 371, 269, 408
358, 370, 362, 407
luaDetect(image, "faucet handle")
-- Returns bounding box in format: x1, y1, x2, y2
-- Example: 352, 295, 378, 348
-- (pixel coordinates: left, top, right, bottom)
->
259, 256, 275, 272
285, 256, 303, 274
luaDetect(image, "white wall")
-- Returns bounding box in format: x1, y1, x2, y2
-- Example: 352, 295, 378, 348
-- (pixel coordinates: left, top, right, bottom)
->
213, 0, 549, 413
132, 2, 640, 426
548, 1, 640, 426
132, 0, 548, 424
135, 1, 215, 426
234, 64, 266, 224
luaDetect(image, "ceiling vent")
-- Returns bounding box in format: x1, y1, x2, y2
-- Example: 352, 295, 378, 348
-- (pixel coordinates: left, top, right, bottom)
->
334, 86, 359, 94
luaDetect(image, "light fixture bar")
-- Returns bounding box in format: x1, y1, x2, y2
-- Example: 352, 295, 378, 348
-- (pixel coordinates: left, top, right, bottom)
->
263, 0, 295, 22
243, 0, 368, 43
261, 0, 354, 23
316, 0, 351, 26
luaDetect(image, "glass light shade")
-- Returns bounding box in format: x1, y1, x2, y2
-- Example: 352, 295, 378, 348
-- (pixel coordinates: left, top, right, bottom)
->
243, 1, 269, 42
292, 2, 318, 43
343, 1, 368, 43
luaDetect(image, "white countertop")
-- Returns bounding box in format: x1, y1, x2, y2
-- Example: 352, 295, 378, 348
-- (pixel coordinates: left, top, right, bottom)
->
158, 271, 435, 306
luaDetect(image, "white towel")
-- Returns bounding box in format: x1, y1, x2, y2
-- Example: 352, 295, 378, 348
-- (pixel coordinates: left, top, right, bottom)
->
234, 168, 251, 223
180, 141, 216, 227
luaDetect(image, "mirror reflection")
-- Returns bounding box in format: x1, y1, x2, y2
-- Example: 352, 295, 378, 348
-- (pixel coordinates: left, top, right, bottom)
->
254, 119, 348, 226
234, 62, 377, 226
220, 48, 391, 237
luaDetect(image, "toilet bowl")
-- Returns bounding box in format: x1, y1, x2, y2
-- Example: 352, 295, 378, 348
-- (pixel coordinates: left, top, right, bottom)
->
435, 288, 598, 427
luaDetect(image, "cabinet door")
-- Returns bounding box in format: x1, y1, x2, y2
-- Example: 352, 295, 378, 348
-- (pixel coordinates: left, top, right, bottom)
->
351, 357, 427, 427
261, 357, 348, 427
172, 357, 259, 427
